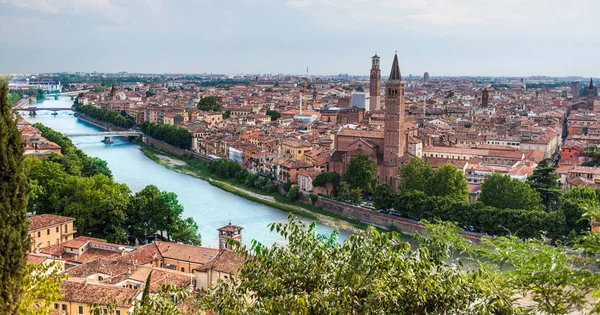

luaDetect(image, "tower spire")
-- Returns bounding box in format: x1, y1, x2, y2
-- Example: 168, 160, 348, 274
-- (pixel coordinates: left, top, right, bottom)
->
389, 53, 401, 81
590, 78, 594, 90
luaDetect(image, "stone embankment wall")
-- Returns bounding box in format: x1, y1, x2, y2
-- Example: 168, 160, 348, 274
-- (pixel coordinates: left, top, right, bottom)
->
143, 136, 212, 162
316, 197, 482, 241
75, 113, 129, 131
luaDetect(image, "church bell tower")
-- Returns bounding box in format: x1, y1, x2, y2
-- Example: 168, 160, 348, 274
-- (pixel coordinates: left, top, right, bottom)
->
369, 54, 381, 111
382, 53, 405, 187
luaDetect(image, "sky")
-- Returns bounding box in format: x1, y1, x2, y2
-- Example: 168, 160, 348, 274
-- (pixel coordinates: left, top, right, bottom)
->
1, 0, 599, 77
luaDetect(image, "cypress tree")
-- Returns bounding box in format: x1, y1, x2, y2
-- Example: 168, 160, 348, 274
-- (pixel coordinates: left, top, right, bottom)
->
141, 270, 153, 306
0, 77, 30, 313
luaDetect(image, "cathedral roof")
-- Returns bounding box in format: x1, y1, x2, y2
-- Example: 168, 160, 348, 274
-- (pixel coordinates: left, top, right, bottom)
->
388, 53, 401, 82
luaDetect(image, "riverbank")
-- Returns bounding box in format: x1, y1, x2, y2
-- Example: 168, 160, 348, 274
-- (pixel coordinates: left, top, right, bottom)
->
139, 145, 368, 232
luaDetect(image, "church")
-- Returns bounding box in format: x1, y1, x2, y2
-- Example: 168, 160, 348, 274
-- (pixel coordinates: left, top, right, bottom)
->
329, 53, 421, 190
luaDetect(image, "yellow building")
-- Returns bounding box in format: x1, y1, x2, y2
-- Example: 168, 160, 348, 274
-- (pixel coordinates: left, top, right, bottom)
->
281, 137, 312, 162
55, 280, 140, 315
28, 214, 76, 252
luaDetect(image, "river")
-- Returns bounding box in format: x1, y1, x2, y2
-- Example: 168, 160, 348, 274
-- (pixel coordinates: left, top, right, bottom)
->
22, 96, 349, 247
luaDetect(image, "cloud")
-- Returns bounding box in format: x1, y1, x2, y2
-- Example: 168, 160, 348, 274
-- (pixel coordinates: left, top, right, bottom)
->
0, 0, 113, 14
285, 0, 313, 9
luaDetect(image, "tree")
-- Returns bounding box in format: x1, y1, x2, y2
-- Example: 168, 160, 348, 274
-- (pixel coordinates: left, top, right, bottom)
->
480, 173, 542, 211
0, 77, 30, 314
222, 110, 231, 119
373, 183, 395, 209
337, 182, 350, 202
126, 185, 163, 242
426, 164, 469, 202
286, 186, 300, 201
480, 236, 600, 314
398, 157, 434, 194
344, 154, 378, 195
265, 110, 281, 121
312, 172, 340, 196
200, 217, 517, 314
349, 188, 363, 204
18, 261, 66, 315
171, 217, 202, 246
527, 159, 562, 212
141, 271, 152, 307
197, 96, 222, 112
355, 85, 364, 92
145, 90, 155, 97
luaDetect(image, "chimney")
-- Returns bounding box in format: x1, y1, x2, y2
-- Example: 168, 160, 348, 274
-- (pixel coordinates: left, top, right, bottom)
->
127, 267, 131, 275
167, 245, 171, 252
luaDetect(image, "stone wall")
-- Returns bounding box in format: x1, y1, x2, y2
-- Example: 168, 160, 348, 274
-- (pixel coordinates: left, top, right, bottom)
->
75, 113, 129, 131
316, 197, 482, 241
144, 136, 212, 162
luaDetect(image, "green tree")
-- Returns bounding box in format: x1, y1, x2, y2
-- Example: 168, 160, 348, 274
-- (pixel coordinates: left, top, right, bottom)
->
265, 110, 281, 121
18, 261, 66, 315
141, 271, 152, 306
373, 183, 395, 209
222, 110, 231, 119
286, 186, 300, 201
480, 235, 600, 314
398, 157, 434, 193
126, 185, 163, 241
337, 181, 350, 202
145, 90, 155, 97
480, 173, 542, 211
0, 77, 30, 314
312, 172, 340, 195
355, 85, 364, 92
171, 217, 202, 246
197, 96, 223, 112
344, 154, 378, 195
349, 188, 363, 204
426, 164, 469, 202
527, 159, 562, 212
200, 217, 517, 314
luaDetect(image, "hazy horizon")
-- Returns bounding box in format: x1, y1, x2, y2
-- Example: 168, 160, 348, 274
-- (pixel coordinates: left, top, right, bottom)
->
2, 0, 599, 77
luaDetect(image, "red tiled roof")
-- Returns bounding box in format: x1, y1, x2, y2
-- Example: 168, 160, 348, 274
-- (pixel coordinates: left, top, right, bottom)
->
28, 214, 75, 231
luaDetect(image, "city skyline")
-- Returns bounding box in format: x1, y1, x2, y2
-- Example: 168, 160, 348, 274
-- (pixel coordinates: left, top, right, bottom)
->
1, 0, 600, 76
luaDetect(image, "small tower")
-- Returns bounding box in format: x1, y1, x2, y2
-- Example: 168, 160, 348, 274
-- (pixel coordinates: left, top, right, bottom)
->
481, 88, 489, 108
588, 78, 595, 108
218, 222, 243, 251
369, 53, 381, 111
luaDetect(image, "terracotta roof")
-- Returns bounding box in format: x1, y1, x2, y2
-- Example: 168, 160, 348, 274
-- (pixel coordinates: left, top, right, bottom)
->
28, 214, 75, 231
60, 280, 140, 307
154, 241, 220, 265
195, 250, 247, 274
217, 224, 243, 233
26, 254, 48, 265
337, 128, 384, 139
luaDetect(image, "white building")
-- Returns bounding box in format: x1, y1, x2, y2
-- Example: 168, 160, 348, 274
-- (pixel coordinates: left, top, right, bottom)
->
351, 92, 370, 111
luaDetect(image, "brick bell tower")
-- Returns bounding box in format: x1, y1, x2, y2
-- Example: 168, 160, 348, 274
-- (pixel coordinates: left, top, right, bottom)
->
369, 54, 381, 111
588, 78, 595, 109
382, 53, 405, 187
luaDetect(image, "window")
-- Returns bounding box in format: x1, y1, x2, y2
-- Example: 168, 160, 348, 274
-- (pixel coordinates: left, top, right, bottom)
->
62, 304, 67, 311
54, 303, 58, 309
116, 311, 121, 315
65, 225, 68, 233
47, 229, 50, 235
181, 267, 185, 272
37, 231, 40, 238
56, 226, 59, 233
